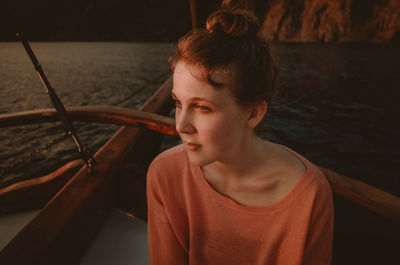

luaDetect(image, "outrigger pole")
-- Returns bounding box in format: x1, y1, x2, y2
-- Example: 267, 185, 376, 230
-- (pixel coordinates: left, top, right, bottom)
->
189, 0, 197, 32
16, 32, 95, 173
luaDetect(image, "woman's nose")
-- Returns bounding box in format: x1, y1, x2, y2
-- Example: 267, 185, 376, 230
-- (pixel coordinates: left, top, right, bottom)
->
175, 109, 196, 134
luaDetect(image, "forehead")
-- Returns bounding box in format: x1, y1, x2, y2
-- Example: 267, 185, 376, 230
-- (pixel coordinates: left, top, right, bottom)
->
173, 61, 232, 84
172, 61, 235, 103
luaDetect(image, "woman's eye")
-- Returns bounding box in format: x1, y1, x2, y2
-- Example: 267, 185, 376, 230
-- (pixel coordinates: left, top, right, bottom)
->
195, 104, 210, 112
174, 100, 182, 108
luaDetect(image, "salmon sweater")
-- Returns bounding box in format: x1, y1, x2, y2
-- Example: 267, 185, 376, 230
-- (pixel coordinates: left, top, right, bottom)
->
147, 144, 334, 265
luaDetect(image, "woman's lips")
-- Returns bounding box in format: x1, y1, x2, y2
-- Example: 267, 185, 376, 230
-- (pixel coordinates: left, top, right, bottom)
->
185, 142, 201, 151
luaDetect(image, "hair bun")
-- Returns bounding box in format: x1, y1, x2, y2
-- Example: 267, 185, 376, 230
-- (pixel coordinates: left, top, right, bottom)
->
206, 9, 260, 38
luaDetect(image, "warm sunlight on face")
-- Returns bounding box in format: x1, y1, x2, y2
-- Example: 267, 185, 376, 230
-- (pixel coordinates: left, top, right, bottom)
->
172, 61, 252, 166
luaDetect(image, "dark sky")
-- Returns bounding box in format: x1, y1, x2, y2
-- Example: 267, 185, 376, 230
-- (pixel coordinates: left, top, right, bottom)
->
0, 0, 225, 41
1, 0, 398, 42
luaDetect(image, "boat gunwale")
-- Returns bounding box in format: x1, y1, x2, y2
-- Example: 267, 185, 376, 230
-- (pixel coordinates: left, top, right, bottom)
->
0, 76, 175, 265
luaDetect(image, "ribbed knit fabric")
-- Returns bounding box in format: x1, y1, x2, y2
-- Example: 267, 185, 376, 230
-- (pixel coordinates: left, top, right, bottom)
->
147, 144, 334, 265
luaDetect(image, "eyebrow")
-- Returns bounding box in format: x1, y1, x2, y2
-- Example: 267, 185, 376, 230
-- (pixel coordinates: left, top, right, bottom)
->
171, 92, 216, 105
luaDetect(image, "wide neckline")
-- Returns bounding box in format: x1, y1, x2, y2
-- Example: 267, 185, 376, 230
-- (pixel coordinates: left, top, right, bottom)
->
194, 144, 314, 215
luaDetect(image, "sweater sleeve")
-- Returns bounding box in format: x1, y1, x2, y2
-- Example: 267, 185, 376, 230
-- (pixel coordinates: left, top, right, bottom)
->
147, 161, 188, 265
302, 175, 334, 265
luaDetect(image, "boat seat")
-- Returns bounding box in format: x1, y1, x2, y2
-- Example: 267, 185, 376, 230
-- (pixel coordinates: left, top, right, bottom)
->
79, 209, 149, 265
0, 210, 39, 250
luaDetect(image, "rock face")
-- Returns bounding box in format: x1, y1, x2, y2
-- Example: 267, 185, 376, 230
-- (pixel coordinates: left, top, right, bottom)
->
0, 0, 398, 42
259, 0, 400, 42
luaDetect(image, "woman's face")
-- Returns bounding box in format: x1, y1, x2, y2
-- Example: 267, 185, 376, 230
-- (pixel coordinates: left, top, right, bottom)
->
172, 61, 252, 166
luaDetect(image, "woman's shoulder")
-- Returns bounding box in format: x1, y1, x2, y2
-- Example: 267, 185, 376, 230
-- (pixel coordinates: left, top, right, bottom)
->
152, 144, 186, 164
148, 144, 189, 175
147, 144, 192, 192
274, 143, 332, 196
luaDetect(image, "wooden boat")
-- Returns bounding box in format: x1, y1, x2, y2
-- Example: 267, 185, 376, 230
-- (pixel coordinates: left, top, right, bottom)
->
1, 75, 399, 265
0, 2, 399, 263
0, 77, 176, 265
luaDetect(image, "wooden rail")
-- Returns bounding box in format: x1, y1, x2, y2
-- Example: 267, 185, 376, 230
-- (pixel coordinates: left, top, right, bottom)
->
319, 166, 400, 224
0, 77, 174, 265
0, 105, 178, 137
0, 159, 84, 215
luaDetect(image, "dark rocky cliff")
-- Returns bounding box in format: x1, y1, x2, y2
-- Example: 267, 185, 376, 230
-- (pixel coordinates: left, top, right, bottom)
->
260, 0, 400, 42
0, 0, 398, 42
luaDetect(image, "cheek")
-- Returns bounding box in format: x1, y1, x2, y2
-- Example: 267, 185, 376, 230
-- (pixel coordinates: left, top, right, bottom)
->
198, 115, 242, 144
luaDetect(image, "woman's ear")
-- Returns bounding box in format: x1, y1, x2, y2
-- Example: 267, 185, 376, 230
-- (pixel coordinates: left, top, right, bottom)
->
246, 100, 267, 129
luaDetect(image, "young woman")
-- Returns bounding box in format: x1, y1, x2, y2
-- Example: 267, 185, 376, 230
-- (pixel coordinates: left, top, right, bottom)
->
147, 8, 334, 265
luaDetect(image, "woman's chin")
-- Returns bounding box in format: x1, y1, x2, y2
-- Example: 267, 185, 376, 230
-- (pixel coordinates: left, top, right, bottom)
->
185, 149, 214, 167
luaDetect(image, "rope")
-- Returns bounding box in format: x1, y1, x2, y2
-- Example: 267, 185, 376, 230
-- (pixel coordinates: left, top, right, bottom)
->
0, 130, 71, 176
110, 70, 170, 106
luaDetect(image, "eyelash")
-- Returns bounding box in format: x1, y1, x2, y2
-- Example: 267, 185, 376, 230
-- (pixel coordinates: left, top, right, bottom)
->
173, 100, 210, 113
195, 104, 210, 112
173, 99, 181, 108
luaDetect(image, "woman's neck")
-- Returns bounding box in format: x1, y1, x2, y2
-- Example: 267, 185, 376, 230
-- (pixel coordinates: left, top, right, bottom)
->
202, 134, 273, 183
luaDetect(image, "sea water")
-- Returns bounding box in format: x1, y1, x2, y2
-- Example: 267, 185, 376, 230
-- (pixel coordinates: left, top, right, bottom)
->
0, 42, 399, 198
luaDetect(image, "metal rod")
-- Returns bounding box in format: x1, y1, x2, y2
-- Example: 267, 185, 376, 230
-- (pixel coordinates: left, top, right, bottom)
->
16, 32, 95, 173
189, 0, 197, 32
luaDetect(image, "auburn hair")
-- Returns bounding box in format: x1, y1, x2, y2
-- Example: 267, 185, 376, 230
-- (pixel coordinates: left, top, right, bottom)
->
170, 8, 277, 107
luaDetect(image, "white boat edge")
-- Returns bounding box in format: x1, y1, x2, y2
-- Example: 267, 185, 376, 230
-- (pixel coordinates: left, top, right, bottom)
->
0, 209, 150, 265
